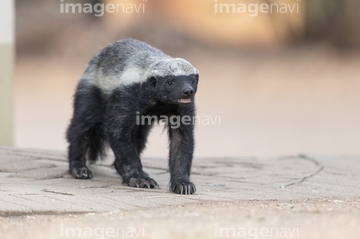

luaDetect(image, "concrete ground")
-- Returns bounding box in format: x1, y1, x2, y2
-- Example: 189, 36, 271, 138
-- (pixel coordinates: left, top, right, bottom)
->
0, 147, 359, 239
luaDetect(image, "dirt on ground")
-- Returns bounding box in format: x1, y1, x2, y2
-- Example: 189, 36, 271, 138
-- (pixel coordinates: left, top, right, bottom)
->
1, 199, 359, 239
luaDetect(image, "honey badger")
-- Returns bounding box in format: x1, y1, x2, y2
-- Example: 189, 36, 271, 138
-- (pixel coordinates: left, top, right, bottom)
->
66, 38, 199, 194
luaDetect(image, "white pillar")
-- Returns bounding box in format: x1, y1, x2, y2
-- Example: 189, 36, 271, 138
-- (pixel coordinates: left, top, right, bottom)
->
0, 0, 15, 146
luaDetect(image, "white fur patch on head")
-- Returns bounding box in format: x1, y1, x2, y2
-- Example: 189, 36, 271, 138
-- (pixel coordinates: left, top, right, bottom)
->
147, 58, 199, 79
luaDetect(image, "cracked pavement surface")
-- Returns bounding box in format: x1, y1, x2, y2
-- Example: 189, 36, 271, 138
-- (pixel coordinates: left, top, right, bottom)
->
1, 147, 360, 238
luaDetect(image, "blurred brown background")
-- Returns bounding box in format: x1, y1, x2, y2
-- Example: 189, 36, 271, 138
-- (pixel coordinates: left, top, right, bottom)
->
14, 0, 360, 158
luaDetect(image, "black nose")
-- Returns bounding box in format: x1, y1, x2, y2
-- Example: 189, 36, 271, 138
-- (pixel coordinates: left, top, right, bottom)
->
183, 87, 194, 97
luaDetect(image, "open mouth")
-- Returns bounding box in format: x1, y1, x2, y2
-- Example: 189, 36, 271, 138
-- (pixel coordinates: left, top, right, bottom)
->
178, 99, 192, 104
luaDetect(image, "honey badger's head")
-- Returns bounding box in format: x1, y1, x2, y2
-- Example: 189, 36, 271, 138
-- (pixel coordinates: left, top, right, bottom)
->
146, 58, 199, 105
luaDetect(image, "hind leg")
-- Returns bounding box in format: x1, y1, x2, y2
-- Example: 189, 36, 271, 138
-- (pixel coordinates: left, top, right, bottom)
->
67, 123, 93, 179
67, 82, 103, 179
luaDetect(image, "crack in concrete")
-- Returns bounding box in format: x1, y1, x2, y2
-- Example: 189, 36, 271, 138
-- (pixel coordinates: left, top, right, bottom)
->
77, 185, 111, 189
42, 189, 74, 196
0, 210, 90, 217
283, 154, 324, 188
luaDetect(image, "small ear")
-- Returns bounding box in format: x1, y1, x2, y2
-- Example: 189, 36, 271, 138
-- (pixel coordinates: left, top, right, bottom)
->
148, 77, 157, 88
192, 74, 199, 84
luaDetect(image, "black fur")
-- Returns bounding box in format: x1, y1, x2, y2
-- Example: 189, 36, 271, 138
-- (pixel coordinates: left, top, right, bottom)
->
66, 39, 199, 194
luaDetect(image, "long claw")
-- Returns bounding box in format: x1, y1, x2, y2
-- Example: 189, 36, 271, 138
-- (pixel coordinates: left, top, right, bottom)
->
126, 176, 158, 189
144, 181, 150, 188
171, 182, 196, 195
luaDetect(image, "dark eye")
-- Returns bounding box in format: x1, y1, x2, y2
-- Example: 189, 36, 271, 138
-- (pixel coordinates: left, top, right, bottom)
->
166, 81, 173, 86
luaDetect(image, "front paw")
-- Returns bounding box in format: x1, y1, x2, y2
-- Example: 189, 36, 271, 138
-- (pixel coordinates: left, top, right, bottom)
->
123, 175, 159, 189
171, 181, 196, 195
